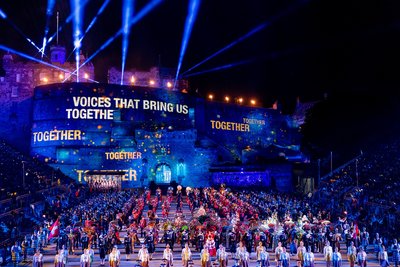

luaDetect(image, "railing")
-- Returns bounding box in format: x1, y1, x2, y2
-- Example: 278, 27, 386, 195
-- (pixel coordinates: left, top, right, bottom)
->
320, 154, 362, 181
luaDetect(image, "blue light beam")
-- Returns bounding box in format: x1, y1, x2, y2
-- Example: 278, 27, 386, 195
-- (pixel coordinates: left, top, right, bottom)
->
0, 8, 7, 19
85, 0, 111, 37
40, 0, 56, 58
181, 59, 255, 78
70, 0, 84, 82
174, 0, 201, 89
0, 8, 44, 54
181, 22, 268, 76
47, 0, 90, 44
181, 0, 309, 75
121, 0, 134, 85
66, 0, 112, 62
66, 0, 163, 80
181, 45, 306, 78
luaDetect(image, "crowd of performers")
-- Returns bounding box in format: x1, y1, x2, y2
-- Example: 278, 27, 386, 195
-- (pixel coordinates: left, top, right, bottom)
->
6, 185, 400, 267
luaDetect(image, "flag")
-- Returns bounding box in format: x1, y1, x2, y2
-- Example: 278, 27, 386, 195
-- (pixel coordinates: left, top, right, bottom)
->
48, 219, 60, 240
355, 222, 360, 236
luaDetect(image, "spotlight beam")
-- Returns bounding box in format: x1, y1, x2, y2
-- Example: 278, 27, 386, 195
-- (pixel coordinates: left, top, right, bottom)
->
121, 0, 134, 85
66, 0, 112, 62
47, 0, 90, 45
181, 22, 268, 76
0, 8, 44, 55
65, 0, 163, 81
174, 0, 201, 89
70, 0, 84, 82
181, 59, 254, 78
181, 45, 306, 78
181, 0, 309, 75
0, 45, 99, 83
0, 8, 7, 19
40, 0, 56, 58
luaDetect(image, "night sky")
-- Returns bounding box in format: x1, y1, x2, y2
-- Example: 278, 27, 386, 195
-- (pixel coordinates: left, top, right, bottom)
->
1, 0, 400, 111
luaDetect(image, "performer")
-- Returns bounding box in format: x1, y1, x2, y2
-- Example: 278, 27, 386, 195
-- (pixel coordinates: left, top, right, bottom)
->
181, 229, 190, 249
156, 187, 162, 202
392, 239, 400, 267
297, 241, 306, 267
217, 244, 229, 267
374, 233, 383, 259
201, 247, 211, 267
60, 245, 68, 266
304, 247, 314, 267
361, 228, 369, 252
275, 241, 284, 267
146, 228, 155, 259
32, 250, 43, 267
54, 250, 64, 267
317, 228, 326, 253
138, 244, 150, 267
182, 243, 192, 267
87, 245, 95, 267
80, 249, 90, 267
378, 245, 389, 267
280, 248, 290, 267
357, 247, 367, 267
165, 226, 176, 251
244, 230, 253, 254
205, 233, 217, 257
332, 247, 342, 267
31, 231, 39, 252
333, 229, 342, 252
197, 229, 205, 252
347, 241, 357, 267
124, 234, 132, 260
109, 246, 120, 267
21, 236, 29, 262
228, 230, 237, 254
256, 242, 269, 267
99, 240, 106, 266
11, 241, 21, 267
163, 244, 174, 267
323, 241, 333, 267
237, 241, 249, 267
68, 230, 75, 255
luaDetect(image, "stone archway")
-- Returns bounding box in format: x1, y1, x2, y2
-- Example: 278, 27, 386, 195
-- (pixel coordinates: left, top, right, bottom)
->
155, 163, 172, 184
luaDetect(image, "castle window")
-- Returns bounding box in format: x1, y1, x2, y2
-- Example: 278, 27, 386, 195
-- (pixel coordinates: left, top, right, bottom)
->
0, 77, 4, 82
16, 73, 21, 83
11, 86, 18, 97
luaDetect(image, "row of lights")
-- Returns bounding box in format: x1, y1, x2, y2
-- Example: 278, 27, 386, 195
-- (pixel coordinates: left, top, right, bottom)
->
130, 76, 173, 88
208, 94, 257, 105
41, 72, 90, 83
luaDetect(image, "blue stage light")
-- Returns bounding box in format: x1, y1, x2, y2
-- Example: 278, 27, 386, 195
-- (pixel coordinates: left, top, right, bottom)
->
71, 0, 163, 75
181, 22, 268, 76
121, 0, 134, 85
174, 0, 201, 89
181, 0, 309, 76
181, 58, 254, 78
47, 0, 90, 45
0, 8, 7, 19
40, 0, 55, 58
70, 0, 84, 82
65, 0, 111, 63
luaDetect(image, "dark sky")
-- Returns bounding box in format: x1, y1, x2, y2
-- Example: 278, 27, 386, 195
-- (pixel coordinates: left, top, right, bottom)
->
1, 0, 400, 111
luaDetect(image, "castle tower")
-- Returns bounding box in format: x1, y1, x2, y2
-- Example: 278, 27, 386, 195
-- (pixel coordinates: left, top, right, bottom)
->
50, 45, 66, 64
